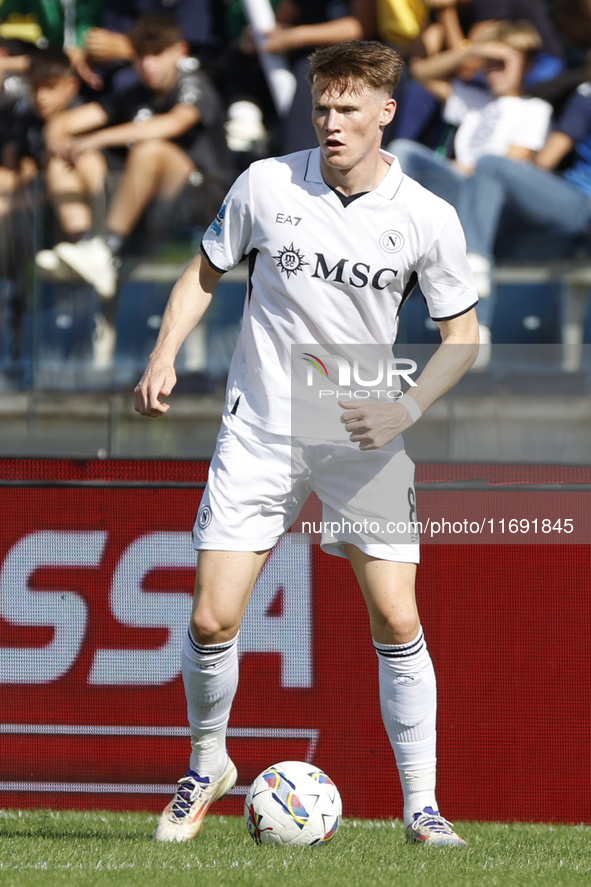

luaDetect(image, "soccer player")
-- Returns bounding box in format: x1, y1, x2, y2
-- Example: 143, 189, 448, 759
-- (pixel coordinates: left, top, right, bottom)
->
135, 40, 479, 846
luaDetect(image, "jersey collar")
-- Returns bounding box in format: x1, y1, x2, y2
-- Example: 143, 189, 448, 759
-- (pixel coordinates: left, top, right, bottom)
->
304, 147, 404, 200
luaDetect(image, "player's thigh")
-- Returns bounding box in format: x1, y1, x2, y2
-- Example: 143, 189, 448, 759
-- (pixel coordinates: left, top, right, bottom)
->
346, 544, 419, 645
194, 413, 308, 553
312, 442, 419, 561
191, 548, 270, 643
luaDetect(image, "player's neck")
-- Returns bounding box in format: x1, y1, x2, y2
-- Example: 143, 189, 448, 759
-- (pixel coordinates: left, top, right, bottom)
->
320, 152, 391, 197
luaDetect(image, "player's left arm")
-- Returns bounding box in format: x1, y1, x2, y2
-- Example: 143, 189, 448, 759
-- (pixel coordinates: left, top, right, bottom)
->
340, 308, 479, 450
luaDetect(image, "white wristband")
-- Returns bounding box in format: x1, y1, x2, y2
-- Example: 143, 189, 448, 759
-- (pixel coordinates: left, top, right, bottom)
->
398, 393, 422, 424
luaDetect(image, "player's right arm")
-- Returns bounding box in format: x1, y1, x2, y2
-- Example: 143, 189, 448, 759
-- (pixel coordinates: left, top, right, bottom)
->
134, 252, 222, 417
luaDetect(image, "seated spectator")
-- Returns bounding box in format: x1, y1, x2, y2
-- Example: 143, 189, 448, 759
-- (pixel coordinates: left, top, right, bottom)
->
433, 0, 565, 86
36, 14, 232, 300
14, 49, 108, 248
261, 0, 366, 152
0, 0, 104, 88
455, 81, 591, 303
388, 19, 553, 349
82, 0, 227, 90
393, 0, 564, 145
390, 21, 552, 188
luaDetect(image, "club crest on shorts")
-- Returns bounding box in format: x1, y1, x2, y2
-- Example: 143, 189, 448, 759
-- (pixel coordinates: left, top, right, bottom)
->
273, 243, 309, 278
379, 230, 405, 253
197, 505, 212, 529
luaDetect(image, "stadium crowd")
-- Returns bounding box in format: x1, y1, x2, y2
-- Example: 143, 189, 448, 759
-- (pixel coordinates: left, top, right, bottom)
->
0, 0, 591, 369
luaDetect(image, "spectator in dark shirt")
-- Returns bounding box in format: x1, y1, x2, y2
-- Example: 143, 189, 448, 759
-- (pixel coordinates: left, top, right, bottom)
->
81, 0, 227, 89
36, 14, 232, 300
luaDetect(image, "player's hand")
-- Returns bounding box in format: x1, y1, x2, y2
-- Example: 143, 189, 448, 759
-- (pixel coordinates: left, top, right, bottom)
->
339, 399, 413, 450
134, 364, 177, 417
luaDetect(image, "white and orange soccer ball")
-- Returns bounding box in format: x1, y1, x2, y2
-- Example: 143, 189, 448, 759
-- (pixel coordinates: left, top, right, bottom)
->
244, 761, 342, 846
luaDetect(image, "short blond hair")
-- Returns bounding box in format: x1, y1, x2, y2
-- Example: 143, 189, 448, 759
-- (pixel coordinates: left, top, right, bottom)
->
308, 41, 403, 96
477, 19, 543, 60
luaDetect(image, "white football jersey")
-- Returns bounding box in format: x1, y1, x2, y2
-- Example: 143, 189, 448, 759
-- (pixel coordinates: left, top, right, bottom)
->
201, 148, 477, 434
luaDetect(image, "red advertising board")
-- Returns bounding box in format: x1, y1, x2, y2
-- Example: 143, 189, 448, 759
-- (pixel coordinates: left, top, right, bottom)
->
0, 460, 590, 824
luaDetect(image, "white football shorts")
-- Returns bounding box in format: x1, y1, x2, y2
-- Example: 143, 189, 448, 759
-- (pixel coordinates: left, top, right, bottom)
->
193, 412, 420, 563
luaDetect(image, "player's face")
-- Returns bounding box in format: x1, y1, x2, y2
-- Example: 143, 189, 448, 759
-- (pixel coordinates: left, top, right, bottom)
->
311, 81, 395, 173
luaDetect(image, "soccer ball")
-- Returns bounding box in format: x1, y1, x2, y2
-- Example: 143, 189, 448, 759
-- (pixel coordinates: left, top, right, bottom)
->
244, 760, 342, 846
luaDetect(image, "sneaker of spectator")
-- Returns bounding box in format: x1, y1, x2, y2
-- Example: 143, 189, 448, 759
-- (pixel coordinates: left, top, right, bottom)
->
37, 13, 232, 307
225, 100, 268, 154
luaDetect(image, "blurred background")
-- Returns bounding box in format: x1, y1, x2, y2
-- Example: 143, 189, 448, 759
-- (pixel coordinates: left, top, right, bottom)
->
0, 0, 589, 463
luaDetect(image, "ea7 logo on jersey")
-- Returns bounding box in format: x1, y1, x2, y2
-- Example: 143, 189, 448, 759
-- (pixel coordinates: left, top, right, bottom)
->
380, 230, 405, 253
274, 243, 309, 278
276, 213, 302, 226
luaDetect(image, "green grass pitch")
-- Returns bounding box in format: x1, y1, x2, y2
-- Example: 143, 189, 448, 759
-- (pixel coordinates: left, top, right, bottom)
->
1, 810, 590, 887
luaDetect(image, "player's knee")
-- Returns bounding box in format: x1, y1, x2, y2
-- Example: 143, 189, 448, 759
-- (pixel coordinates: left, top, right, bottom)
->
190, 611, 239, 645
378, 611, 420, 646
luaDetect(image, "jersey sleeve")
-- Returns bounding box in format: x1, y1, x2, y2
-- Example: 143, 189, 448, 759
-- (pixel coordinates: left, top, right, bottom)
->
416, 207, 478, 321
201, 168, 255, 273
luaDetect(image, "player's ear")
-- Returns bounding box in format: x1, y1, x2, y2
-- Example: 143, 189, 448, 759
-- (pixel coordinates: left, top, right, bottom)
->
380, 97, 396, 127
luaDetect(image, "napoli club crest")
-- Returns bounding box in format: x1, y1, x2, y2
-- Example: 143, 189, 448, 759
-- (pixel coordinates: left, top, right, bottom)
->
197, 505, 212, 529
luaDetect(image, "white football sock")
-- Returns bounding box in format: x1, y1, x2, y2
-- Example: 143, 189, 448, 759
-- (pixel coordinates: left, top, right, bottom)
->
182, 629, 239, 779
373, 628, 438, 825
